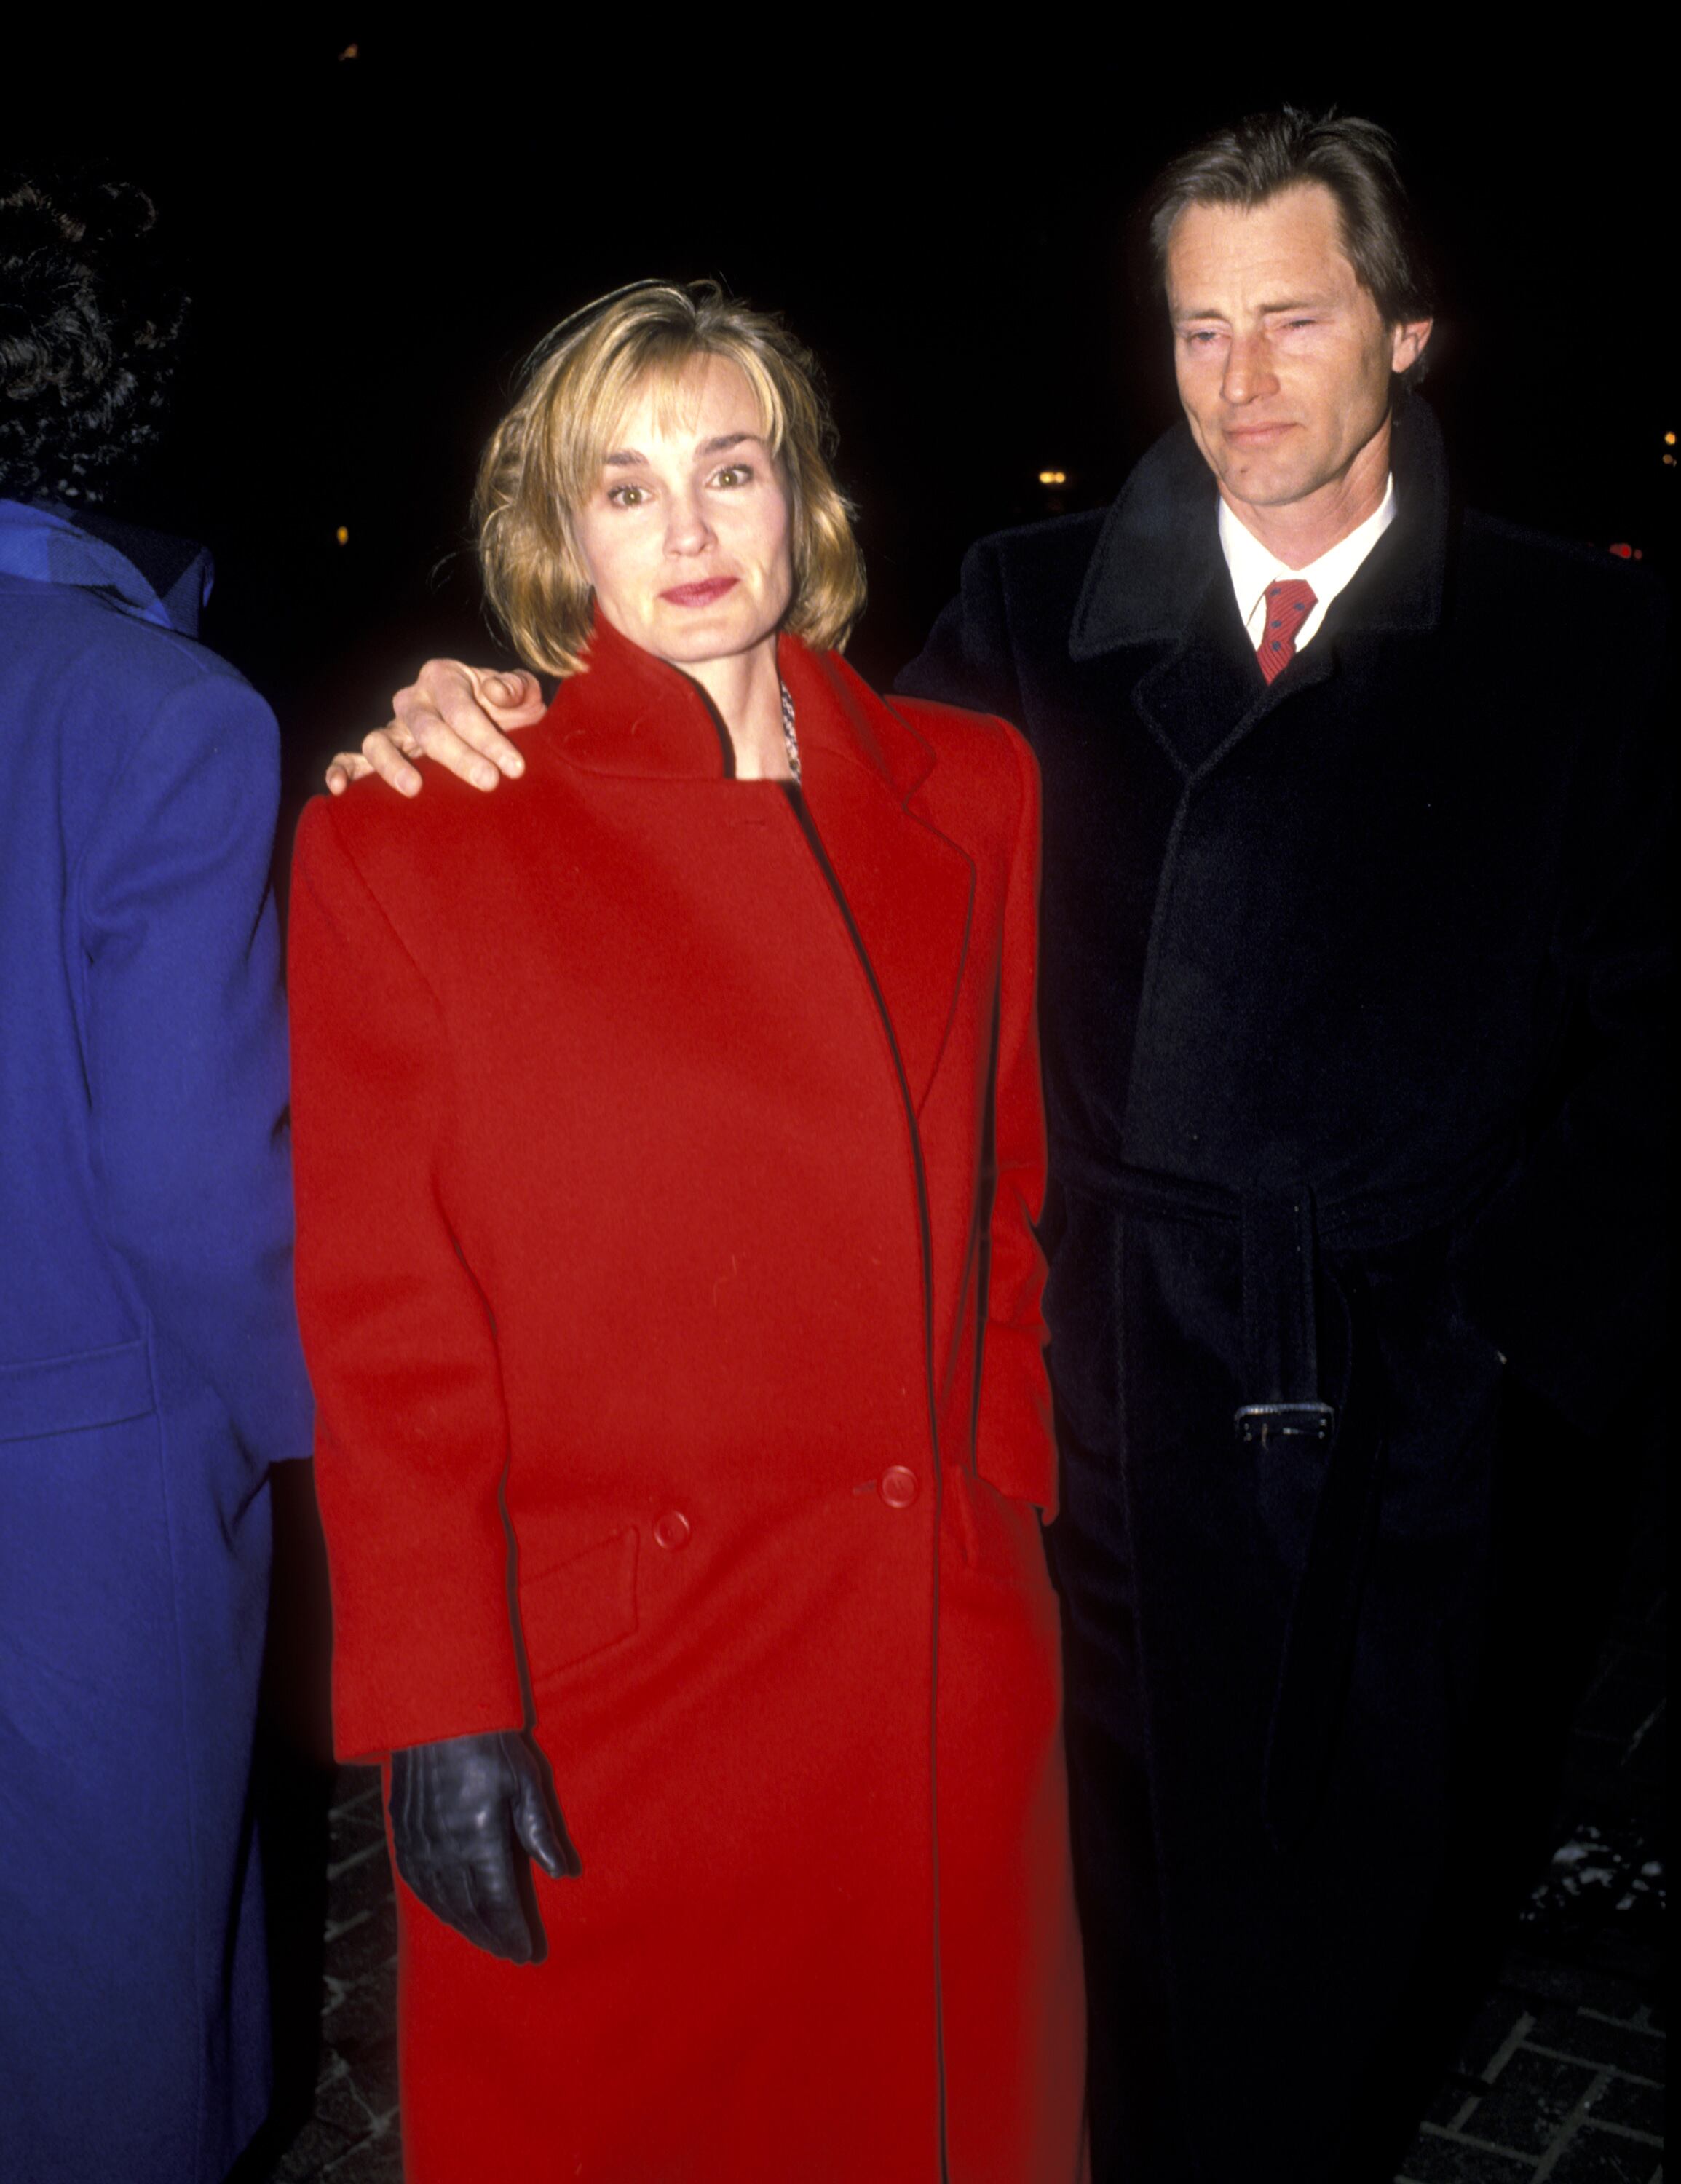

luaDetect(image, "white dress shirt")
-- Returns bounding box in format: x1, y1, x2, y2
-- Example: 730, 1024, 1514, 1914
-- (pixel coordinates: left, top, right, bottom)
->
1219, 476, 1397, 659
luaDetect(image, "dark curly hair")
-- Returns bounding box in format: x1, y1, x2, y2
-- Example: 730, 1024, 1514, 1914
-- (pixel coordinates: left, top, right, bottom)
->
0, 173, 186, 506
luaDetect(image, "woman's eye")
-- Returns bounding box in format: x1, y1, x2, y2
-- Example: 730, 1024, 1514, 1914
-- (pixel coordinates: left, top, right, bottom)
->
606, 484, 649, 507
712, 465, 752, 489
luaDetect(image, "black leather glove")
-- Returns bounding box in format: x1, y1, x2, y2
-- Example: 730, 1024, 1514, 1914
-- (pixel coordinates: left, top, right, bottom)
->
389, 1729, 580, 1963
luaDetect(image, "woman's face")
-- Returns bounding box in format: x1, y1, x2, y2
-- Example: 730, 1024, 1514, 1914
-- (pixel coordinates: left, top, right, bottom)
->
571, 355, 794, 674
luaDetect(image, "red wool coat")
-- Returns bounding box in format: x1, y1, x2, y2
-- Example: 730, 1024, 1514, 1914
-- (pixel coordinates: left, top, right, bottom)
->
288, 622, 1085, 2183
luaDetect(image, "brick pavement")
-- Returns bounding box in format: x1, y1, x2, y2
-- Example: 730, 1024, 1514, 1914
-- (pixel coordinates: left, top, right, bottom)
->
245, 1464, 1664, 2184
1391, 1497, 1666, 2184
237, 1771, 400, 2184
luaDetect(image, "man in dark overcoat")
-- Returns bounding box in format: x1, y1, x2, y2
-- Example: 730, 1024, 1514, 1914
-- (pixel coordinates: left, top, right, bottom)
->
891, 111, 1669, 2181
338, 106, 1668, 2184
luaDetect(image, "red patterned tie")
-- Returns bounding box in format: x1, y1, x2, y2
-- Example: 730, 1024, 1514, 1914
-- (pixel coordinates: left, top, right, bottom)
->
1257, 579, 1317, 684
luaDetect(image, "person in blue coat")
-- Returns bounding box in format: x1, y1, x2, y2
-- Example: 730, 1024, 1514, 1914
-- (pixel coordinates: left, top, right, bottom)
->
0, 175, 312, 2183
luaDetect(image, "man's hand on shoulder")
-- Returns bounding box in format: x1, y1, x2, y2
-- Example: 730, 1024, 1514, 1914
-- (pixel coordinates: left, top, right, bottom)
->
325, 662, 547, 798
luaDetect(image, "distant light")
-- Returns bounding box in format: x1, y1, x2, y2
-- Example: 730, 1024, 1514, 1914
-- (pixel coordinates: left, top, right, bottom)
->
1664, 455, 1676, 469
339, 43, 359, 59
1037, 470, 1067, 486
1666, 430, 1676, 446
1608, 542, 1644, 559
336, 526, 349, 545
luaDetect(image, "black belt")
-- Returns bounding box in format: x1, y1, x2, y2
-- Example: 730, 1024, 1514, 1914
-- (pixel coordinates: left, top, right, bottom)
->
1238, 1190, 1334, 1449
1238, 1186, 1376, 1853
1049, 1133, 1512, 1851
1050, 1131, 1514, 1253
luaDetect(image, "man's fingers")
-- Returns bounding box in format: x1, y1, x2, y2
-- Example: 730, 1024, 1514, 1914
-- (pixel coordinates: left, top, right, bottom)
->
326, 752, 378, 792
479, 669, 547, 727
430, 689, 528, 781
316, 673, 543, 793
399, 716, 499, 791
397, 659, 541, 784
357, 728, 424, 798
389, 695, 507, 789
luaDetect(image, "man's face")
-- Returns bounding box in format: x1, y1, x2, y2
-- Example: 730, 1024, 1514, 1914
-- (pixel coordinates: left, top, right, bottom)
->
1166, 183, 1431, 520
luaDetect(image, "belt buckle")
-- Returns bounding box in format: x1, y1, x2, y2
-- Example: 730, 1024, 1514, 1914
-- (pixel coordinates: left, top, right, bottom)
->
1234, 1401, 1336, 1447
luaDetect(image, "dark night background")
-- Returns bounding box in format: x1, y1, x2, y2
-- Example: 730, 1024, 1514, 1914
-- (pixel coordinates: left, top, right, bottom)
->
12, 29, 1674, 828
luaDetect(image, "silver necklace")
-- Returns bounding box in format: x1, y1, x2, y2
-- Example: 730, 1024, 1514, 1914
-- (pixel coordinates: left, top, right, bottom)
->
779, 681, 802, 786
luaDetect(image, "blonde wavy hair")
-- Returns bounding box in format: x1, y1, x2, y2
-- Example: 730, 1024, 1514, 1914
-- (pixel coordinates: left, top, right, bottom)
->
475, 281, 866, 678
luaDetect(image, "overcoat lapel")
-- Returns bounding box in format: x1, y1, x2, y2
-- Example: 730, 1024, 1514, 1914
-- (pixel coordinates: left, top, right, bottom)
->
1067, 402, 1449, 783
1131, 575, 1333, 780
780, 641, 976, 1115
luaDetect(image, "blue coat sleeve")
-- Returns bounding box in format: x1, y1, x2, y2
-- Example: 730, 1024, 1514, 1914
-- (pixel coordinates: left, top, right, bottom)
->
76, 663, 313, 1467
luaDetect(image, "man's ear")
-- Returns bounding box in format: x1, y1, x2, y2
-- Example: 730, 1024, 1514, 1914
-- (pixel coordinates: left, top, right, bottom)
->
1391, 317, 1433, 377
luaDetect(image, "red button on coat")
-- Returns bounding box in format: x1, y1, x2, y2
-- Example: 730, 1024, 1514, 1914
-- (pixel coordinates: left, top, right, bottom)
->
653, 1511, 692, 1550
879, 1466, 918, 1509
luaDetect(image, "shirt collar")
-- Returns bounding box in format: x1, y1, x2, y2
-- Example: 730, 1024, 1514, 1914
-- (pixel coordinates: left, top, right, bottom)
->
1217, 475, 1397, 627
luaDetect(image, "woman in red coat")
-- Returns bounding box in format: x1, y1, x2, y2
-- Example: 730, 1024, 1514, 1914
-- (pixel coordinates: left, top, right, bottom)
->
288, 282, 1085, 2183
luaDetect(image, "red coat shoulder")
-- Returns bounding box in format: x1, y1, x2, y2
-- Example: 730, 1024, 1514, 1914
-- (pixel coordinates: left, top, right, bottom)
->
294, 753, 525, 903
881, 685, 1039, 849
809, 646, 1037, 847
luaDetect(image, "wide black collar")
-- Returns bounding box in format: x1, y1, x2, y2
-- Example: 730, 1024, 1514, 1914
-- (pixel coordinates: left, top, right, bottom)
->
1069, 395, 1452, 663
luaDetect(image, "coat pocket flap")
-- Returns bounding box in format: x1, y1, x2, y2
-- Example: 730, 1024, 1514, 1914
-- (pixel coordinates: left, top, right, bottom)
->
949, 1465, 1052, 1588
0, 1338, 154, 1446
519, 1526, 640, 1686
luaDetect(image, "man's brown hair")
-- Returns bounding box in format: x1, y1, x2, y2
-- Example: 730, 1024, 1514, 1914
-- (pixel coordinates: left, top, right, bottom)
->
1146, 108, 1436, 376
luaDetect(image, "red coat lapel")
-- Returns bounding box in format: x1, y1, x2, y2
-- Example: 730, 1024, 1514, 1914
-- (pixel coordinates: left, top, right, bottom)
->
539, 618, 976, 1114
780, 640, 976, 1115
543, 614, 735, 778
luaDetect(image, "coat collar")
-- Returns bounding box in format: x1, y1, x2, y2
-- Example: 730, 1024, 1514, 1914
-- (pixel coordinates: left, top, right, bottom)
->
778, 636, 938, 806
543, 614, 973, 1113
543, 610, 738, 778
0, 498, 213, 636
544, 611, 939, 806
1069, 395, 1451, 662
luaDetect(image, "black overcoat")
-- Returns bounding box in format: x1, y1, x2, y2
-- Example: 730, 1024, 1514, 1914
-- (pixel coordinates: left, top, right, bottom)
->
898, 399, 1669, 2182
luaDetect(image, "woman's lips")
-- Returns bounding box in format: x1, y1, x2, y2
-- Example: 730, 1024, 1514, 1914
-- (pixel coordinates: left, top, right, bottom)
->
659, 577, 739, 606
